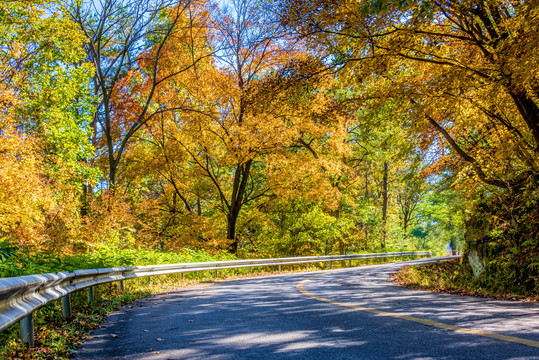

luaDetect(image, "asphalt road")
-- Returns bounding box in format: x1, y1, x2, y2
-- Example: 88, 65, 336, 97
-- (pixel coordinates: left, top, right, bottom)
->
74, 258, 539, 359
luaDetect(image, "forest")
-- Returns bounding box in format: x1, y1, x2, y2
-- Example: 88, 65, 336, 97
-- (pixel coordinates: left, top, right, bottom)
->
0, 0, 537, 293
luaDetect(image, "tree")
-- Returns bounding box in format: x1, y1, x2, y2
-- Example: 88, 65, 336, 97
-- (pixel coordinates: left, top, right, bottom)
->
280, 0, 538, 191
279, 0, 539, 280
124, 0, 354, 254
340, 96, 427, 250
67, 0, 214, 188
395, 162, 425, 236
411, 185, 465, 256
0, 0, 96, 250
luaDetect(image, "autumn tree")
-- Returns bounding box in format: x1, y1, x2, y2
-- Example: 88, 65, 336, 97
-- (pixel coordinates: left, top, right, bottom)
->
107, 2, 221, 249
66, 0, 215, 188
280, 0, 538, 288
0, 0, 95, 250
123, 0, 354, 254
203, 0, 294, 252
280, 0, 538, 192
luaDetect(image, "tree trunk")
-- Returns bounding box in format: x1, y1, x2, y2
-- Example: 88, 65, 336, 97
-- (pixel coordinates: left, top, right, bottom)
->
109, 163, 117, 190
227, 213, 239, 253
403, 212, 409, 235
80, 184, 89, 217
450, 237, 458, 255
509, 90, 539, 151
364, 227, 368, 246
381, 162, 388, 248
227, 160, 253, 253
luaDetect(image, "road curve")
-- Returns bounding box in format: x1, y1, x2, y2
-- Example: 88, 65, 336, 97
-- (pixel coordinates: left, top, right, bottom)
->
75, 258, 539, 359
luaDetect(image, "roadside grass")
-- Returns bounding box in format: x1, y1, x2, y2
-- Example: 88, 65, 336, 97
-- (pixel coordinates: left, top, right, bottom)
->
2, 286, 145, 360
391, 258, 538, 302
0, 251, 414, 360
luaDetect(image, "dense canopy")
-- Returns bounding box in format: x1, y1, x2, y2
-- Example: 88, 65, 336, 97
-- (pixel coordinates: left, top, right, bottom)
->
0, 0, 537, 292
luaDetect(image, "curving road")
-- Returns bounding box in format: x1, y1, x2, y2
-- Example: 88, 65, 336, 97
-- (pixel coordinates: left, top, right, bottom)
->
75, 258, 539, 359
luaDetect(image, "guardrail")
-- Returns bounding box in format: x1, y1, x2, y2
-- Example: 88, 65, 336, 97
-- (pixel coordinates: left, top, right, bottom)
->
0, 251, 431, 345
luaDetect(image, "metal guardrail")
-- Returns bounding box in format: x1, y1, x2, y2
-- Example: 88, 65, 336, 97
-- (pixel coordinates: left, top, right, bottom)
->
0, 251, 430, 345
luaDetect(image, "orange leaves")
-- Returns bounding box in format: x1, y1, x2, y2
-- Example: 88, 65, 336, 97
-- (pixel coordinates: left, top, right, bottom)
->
0, 0, 93, 251
117, 0, 355, 250
0, 123, 84, 251
0, 128, 47, 241
265, 152, 342, 211
294, 0, 539, 191
79, 190, 138, 248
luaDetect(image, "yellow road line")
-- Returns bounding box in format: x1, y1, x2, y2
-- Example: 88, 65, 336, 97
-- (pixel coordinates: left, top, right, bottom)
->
297, 274, 539, 348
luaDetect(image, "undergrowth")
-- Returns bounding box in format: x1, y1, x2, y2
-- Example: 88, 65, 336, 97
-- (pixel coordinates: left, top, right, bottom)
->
392, 258, 538, 302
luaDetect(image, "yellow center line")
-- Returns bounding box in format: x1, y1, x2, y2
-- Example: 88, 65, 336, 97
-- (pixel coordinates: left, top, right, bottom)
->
296, 273, 539, 348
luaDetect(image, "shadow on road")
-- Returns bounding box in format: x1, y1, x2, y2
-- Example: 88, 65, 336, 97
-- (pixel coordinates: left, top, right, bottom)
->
75, 262, 539, 360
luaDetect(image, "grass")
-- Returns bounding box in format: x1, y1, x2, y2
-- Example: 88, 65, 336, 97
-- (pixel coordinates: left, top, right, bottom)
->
391, 258, 538, 302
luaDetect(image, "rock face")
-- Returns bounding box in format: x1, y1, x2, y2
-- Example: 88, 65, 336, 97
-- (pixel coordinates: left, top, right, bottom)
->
464, 212, 490, 278
467, 248, 486, 277
462, 190, 539, 294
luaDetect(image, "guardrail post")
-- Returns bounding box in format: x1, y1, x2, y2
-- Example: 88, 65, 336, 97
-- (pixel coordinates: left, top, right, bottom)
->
20, 314, 34, 346
214, 270, 218, 278
147, 277, 151, 285
278, 264, 281, 272
87, 286, 94, 303
62, 294, 72, 319
349, 259, 352, 267
119, 280, 124, 293
329, 261, 332, 269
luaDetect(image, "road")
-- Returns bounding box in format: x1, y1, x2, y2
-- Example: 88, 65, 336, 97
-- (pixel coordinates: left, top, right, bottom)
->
75, 258, 539, 359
